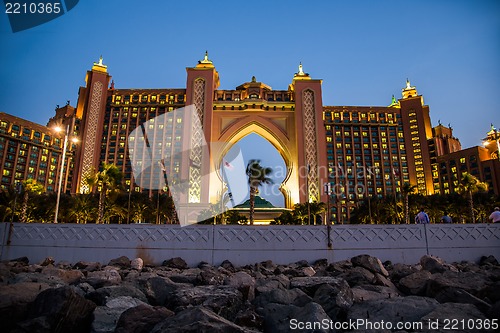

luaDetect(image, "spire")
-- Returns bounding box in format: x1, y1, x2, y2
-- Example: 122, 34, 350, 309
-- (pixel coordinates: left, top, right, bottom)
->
92, 55, 108, 72
388, 94, 399, 107
298, 62, 304, 75
293, 62, 310, 81
199, 50, 213, 64
401, 78, 417, 99
251, 76, 256, 83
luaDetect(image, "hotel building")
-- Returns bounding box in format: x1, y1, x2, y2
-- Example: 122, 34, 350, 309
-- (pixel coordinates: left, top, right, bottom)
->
1, 54, 499, 224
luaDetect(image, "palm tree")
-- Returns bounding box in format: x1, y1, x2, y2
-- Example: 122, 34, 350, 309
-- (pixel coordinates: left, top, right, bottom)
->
68, 194, 97, 224
20, 179, 44, 223
309, 201, 326, 225
401, 182, 417, 224
458, 172, 488, 223
245, 159, 273, 225
85, 163, 123, 224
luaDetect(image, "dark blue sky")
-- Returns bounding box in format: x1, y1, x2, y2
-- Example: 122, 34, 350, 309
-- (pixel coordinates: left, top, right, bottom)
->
1, 0, 499, 205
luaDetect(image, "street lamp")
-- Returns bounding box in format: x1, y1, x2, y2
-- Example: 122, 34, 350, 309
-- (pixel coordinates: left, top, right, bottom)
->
53, 123, 78, 223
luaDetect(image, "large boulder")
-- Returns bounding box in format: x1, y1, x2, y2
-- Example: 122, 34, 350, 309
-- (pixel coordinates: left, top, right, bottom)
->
435, 287, 491, 314
260, 302, 331, 333
91, 296, 147, 333
136, 276, 191, 306
420, 255, 458, 274
426, 270, 491, 298
253, 287, 311, 308
86, 267, 122, 288
165, 285, 244, 321
351, 254, 389, 277
150, 306, 251, 333
313, 280, 354, 321
162, 257, 188, 270
115, 304, 174, 333
0, 282, 51, 332
351, 284, 401, 303
15, 286, 96, 333
347, 295, 439, 325
398, 270, 432, 295
290, 276, 347, 296
108, 256, 131, 269
86, 284, 148, 305
420, 303, 487, 332
224, 271, 256, 301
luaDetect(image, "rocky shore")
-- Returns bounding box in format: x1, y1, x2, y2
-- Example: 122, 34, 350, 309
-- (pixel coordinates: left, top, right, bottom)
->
1, 253, 499, 332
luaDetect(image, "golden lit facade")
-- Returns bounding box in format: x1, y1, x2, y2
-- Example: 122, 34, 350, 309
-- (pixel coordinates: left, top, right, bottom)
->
0, 111, 75, 193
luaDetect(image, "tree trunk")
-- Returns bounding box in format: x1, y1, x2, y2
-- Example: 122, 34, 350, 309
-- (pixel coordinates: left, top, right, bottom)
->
404, 194, 409, 224
249, 186, 256, 225
468, 191, 475, 223
98, 190, 105, 224
21, 191, 28, 222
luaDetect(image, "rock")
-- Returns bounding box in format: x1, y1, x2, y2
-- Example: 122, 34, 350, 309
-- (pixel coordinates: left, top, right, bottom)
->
162, 257, 187, 270
260, 302, 331, 333
10, 256, 30, 265
86, 284, 148, 306
488, 301, 500, 319
137, 276, 191, 306
398, 270, 432, 295
234, 308, 263, 330
479, 281, 500, 303
339, 266, 376, 287
165, 285, 244, 320
73, 261, 102, 272
290, 276, 347, 296
420, 255, 458, 274
17, 285, 95, 333
169, 268, 202, 285
260, 260, 275, 270
351, 254, 389, 277
115, 304, 174, 333
253, 287, 311, 308
151, 306, 250, 333
426, 270, 490, 298
41, 266, 84, 285
86, 268, 122, 288
435, 287, 491, 314
255, 274, 289, 294
91, 296, 147, 333
313, 280, 353, 321
224, 271, 256, 301
421, 303, 487, 332
108, 256, 131, 269
389, 263, 419, 282
313, 258, 329, 267
130, 258, 144, 271
0, 282, 51, 332
480, 255, 499, 266
219, 259, 236, 272
199, 269, 225, 286
40, 257, 55, 266
347, 295, 439, 324
352, 284, 401, 303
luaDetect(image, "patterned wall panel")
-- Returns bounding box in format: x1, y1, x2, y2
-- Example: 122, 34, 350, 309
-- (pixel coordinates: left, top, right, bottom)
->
426, 224, 500, 248
1, 224, 499, 265
302, 90, 319, 201
188, 78, 205, 203
79, 81, 103, 193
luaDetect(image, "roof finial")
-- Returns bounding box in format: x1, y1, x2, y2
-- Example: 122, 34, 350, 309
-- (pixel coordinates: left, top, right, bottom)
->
406, 78, 411, 89
251, 76, 256, 83
298, 62, 304, 75
204, 50, 208, 62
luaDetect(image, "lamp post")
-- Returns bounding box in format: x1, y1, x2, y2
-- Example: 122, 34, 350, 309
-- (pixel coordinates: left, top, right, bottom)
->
53, 123, 77, 224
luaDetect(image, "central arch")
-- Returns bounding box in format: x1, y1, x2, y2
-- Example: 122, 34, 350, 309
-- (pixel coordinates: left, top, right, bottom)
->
213, 120, 295, 207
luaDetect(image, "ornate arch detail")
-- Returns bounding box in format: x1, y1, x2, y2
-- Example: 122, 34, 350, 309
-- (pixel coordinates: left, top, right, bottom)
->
302, 89, 319, 201
189, 78, 206, 203
80, 81, 103, 193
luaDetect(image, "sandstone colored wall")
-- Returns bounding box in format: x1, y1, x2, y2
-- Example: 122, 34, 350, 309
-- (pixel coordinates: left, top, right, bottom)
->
1, 223, 499, 266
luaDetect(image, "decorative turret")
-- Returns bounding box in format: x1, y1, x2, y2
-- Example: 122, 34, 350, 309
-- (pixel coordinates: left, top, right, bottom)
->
293, 62, 311, 81
402, 78, 417, 99
196, 50, 214, 68
92, 56, 107, 73
388, 94, 399, 107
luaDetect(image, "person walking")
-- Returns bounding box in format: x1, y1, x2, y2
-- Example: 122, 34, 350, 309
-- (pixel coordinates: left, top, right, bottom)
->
489, 207, 500, 223
440, 211, 452, 223
415, 208, 430, 224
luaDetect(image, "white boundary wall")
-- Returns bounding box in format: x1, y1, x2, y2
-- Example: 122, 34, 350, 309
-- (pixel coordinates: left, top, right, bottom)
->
1, 223, 499, 266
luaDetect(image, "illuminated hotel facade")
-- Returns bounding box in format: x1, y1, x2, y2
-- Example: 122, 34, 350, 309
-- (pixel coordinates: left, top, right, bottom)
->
1, 53, 499, 223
